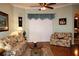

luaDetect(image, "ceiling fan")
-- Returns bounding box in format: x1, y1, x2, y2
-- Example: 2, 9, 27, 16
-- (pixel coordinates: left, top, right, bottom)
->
39, 3, 56, 10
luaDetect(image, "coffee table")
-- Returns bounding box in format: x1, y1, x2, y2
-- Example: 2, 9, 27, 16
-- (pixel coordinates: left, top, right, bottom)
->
31, 43, 43, 56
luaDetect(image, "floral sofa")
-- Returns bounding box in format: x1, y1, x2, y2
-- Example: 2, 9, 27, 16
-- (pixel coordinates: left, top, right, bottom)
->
0, 31, 27, 56
50, 32, 72, 47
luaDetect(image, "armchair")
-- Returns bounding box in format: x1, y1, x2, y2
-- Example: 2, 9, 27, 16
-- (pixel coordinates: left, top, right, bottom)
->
50, 32, 72, 47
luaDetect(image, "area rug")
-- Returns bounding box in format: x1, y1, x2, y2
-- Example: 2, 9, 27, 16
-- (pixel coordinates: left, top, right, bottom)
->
41, 47, 53, 56
22, 47, 53, 56
31, 47, 43, 56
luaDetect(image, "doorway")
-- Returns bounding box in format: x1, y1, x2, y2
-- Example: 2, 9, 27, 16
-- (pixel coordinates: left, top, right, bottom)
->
28, 18, 52, 43
28, 14, 54, 43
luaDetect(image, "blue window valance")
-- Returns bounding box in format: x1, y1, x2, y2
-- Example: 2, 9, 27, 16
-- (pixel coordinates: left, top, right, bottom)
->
28, 14, 55, 20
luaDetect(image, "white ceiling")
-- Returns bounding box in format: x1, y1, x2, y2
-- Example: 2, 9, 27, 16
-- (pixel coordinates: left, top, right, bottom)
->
11, 3, 73, 10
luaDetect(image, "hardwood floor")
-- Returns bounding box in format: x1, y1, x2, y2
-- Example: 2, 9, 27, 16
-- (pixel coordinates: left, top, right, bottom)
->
50, 43, 79, 56
23, 42, 79, 56
50, 44, 79, 56
70, 44, 79, 56
37, 42, 71, 56
50, 45, 71, 56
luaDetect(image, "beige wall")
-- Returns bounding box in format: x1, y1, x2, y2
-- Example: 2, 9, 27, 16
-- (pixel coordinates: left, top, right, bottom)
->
73, 4, 79, 14
0, 4, 13, 38
0, 4, 26, 39
12, 7, 26, 32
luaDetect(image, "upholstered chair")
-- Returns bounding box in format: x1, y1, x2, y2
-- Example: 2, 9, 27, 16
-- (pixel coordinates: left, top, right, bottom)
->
50, 32, 72, 47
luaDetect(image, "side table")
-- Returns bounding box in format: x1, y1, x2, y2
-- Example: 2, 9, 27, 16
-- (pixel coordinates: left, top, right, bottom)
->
0, 48, 5, 56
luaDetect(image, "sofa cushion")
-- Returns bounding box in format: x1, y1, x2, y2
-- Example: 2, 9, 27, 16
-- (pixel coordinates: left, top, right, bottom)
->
6, 36, 17, 47
54, 32, 72, 40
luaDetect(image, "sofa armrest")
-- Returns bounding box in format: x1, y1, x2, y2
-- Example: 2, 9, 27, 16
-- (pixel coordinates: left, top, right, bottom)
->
12, 41, 27, 56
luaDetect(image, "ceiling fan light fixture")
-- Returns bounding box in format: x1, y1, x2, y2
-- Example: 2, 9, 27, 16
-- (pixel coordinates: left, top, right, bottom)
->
40, 6, 46, 10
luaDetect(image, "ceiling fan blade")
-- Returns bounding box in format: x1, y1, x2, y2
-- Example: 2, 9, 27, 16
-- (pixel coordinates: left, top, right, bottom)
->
47, 3, 56, 5
46, 6, 54, 9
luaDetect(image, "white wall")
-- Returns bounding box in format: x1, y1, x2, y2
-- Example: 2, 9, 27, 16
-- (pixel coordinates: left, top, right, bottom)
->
53, 6, 74, 33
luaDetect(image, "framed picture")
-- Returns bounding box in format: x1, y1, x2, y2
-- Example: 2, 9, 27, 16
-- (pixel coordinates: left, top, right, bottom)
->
59, 18, 66, 25
18, 17, 22, 27
0, 11, 9, 31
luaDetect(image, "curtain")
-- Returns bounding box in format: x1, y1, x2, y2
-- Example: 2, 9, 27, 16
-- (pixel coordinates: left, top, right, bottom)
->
28, 14, 55, 20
